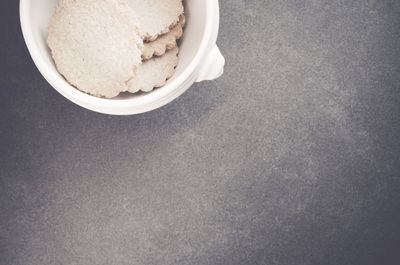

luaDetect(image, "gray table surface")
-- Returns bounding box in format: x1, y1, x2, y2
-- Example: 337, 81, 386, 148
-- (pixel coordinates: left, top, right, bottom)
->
1, 1, 400, 265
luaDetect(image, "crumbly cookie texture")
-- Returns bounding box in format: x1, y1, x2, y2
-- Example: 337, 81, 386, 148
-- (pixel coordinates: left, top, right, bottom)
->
127, 0, 184, 41
128, 47, 179, 93
142, 15, 186, 60
47, 0, 143, 98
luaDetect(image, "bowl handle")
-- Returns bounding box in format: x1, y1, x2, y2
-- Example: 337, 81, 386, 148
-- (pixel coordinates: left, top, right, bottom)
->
196, 45, 225, 82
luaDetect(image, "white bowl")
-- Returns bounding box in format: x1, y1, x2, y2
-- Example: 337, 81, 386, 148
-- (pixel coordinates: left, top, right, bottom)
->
20, 0, 225, 115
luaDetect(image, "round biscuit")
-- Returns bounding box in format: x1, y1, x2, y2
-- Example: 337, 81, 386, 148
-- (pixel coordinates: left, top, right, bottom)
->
142, 15, 186, 60
128, 47, 179, 93
47, 0, 143, 98
127, 0, 184, 41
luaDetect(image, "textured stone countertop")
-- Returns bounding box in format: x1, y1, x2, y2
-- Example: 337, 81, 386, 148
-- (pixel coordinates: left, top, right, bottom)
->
1, 1, 400, 265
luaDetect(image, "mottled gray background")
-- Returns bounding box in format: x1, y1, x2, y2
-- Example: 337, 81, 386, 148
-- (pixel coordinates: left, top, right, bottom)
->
1, 0, 400, 264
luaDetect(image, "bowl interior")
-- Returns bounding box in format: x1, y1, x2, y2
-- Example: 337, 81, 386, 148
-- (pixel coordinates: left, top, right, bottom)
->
23, 0, 207, 101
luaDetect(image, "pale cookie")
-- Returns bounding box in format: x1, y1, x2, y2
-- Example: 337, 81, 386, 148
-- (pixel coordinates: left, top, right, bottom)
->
142, 15, 186, 60
128, 47, 179, 93
127, 0, 184, 41
47, 0, 143, 98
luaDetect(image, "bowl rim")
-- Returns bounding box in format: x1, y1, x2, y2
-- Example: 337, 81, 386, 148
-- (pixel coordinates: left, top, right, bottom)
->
19, 0, 219, 115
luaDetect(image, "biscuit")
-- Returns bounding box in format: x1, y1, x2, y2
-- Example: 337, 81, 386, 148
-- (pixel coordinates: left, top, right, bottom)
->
127, 0, 184, 41
47, 0, 143, 98
128, 47, 179, 93
142, 15, 186, 60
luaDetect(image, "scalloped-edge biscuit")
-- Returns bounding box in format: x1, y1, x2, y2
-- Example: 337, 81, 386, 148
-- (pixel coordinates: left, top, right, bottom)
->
127, 0, 184, 41
128, 47, 179, 93
142, 15, 186, 60
47, 0, 143, 98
